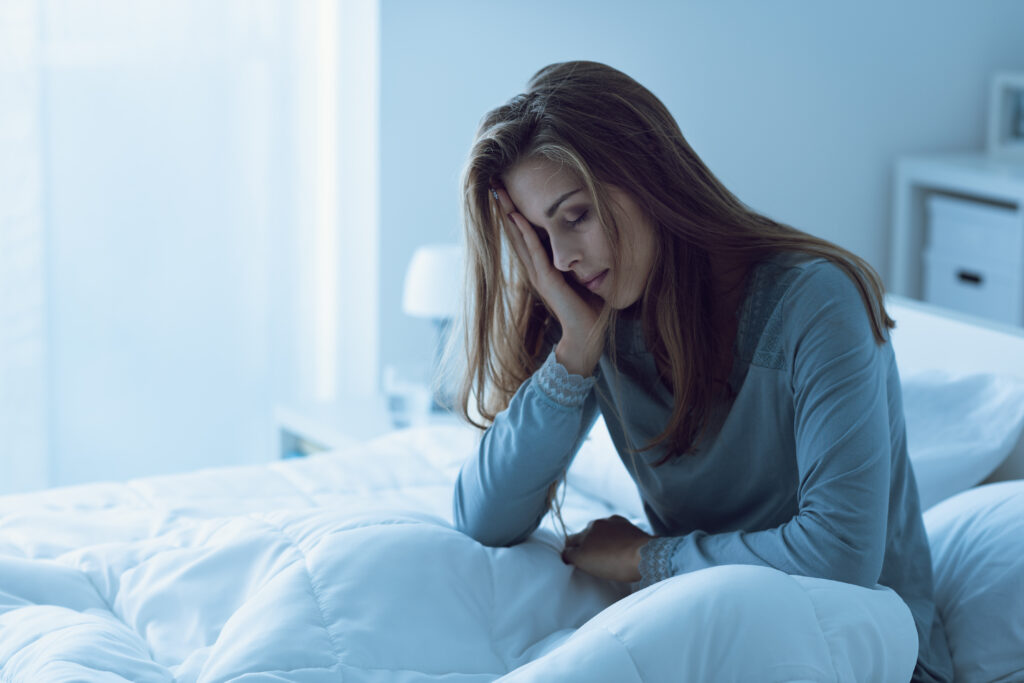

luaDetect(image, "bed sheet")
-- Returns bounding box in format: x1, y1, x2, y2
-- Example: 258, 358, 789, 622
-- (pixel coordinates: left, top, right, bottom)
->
0, 426, 918, 682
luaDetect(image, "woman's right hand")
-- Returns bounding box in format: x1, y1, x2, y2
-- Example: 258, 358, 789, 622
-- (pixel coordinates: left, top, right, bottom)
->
493, 187, 604, 377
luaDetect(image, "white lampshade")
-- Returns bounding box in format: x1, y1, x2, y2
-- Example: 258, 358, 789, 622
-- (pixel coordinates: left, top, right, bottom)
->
402, 244, 462, 318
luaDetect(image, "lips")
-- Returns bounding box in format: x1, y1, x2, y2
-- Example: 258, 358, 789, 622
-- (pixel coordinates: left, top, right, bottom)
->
580, 270, 609, 293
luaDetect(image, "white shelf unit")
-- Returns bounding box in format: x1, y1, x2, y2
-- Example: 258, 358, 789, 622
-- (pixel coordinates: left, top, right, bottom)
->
890, 153, 1024, 325
274, 396, 392, 459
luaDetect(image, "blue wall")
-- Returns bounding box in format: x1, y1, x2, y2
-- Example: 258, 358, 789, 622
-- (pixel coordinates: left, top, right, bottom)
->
379, 0, 1024, 379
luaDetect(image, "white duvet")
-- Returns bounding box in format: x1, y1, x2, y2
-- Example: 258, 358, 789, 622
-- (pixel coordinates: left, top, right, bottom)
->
0, 426, 918, 682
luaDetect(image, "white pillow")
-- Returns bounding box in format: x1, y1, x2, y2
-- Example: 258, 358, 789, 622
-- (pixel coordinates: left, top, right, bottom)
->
902, 372, 1024, 510
924, 480, 1024, 683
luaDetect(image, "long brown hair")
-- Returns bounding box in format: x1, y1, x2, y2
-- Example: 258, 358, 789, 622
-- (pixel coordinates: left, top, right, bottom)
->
452, 60, 893, 464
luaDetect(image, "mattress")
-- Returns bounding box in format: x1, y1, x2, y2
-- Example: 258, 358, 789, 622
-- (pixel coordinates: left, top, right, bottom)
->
0, 426, 919, 682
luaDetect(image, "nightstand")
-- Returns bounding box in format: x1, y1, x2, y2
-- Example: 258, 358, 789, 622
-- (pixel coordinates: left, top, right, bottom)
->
890, 153, 1024, 326
274, 396, 392, 459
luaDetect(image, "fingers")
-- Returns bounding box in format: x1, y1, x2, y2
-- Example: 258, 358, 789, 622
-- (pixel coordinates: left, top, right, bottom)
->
561, 531, 583, 565
503, 212, 534, 272
492, 188, 545, 263
491, 188, 535, 275
561, 542, 579, 565
492, 186, 514, 215
510, 212, 550, 269
494, 192, 529, 245
561, 516, 631, 565
493, 192, 557, 299
488, 185, 601, 340
499, 199, 544, 256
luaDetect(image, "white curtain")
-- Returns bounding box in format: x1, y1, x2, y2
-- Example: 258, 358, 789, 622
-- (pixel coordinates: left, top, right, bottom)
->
0, 0, 379, 494
0, 0, 50, 493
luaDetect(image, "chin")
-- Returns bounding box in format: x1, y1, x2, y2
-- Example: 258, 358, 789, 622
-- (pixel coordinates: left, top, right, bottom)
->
606, 288, 643, 311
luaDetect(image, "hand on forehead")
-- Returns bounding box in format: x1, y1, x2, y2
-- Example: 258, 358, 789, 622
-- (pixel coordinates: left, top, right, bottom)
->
501, 158, 584, 228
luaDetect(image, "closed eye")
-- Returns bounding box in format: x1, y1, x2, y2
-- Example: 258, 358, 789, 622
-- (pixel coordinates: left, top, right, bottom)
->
566, 210, 588, 228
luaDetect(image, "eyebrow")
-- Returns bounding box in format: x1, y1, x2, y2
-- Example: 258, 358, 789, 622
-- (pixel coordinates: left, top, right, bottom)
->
545, 189, 582, 218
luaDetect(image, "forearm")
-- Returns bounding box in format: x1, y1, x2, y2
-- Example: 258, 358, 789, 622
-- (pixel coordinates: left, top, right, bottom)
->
637, 511, 886, 589
453, 352, 599, 546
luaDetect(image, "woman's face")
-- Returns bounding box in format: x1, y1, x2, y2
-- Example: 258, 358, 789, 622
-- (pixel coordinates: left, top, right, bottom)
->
501, 157, 656, 310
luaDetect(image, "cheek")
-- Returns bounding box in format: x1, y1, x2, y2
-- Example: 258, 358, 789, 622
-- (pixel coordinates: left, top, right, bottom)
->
589, 229, 615, 264
637, 234, 657, 278
626, 221, 657, 272
617, 230, 656, 299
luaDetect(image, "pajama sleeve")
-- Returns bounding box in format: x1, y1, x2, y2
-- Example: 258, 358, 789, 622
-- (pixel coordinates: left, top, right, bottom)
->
453, 350, 601, 547
638, 263, 893, 589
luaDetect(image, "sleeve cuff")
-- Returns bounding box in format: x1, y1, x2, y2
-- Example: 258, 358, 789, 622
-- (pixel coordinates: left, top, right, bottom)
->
636, 536, 685, 589
534, 349, 597, 408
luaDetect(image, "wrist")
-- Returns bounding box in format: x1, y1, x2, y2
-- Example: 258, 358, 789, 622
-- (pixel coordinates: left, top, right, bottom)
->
630, 537, 652, 583
536, 349, 597, 408
555, 336, 601, 377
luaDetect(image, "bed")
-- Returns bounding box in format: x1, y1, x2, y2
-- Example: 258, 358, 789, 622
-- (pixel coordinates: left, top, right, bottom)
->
1, 295, 1023, 682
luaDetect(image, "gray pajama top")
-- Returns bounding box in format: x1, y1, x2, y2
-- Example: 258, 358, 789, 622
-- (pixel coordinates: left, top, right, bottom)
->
453, 253, 953, 681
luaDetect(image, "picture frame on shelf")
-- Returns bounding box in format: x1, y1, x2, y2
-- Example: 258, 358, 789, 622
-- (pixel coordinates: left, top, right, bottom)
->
987, 72, 1024, 160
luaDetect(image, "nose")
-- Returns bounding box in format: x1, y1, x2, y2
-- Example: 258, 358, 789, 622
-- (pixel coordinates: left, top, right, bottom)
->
549, 233, 581, 272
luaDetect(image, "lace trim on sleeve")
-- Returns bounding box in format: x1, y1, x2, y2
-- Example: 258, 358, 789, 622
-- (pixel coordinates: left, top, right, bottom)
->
636, 536, 686, 589
534, 350, 597, 408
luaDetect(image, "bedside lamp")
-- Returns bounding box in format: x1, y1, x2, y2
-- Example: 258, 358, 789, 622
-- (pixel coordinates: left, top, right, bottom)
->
402, 244, 462, 412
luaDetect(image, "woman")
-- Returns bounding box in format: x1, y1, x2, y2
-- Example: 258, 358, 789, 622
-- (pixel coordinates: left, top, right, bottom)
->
450, 61, 952, 682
